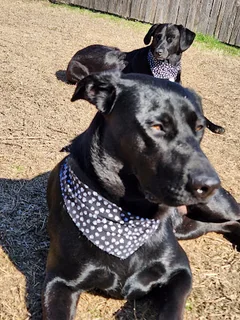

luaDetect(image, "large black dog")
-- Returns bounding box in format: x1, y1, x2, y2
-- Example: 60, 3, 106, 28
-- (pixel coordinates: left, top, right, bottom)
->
43, 72, 240, 319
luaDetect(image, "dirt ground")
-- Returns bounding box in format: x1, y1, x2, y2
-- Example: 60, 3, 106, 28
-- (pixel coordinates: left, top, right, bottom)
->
0, 0, 240, 319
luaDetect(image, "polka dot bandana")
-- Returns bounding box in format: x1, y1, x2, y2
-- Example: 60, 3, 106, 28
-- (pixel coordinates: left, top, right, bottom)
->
60, 157, 160, 260
147, 50, 181, 81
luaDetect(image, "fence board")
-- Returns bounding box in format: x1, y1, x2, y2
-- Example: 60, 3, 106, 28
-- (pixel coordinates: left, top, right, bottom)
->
108, 0, 131, 18
229, 5, 240, 45
235, 27, 240, 46
197, 0, 214, 34
176, 0, 191, 26
50, 0, 240, 46
153, 0, 169, 23
92, 0, 108, 12
218, 0, 237, 43
206, 0, 223, 36
185, 0, 201, 30
107, 0, 118, 15
143, 0, 158, 22
138, 0, 148, 21
167, 0, 181, 23
214, 0, 227, 38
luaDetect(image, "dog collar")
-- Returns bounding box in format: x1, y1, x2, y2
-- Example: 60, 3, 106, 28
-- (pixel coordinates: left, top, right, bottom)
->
60, 157, 160, 260
147, 50, 181, 81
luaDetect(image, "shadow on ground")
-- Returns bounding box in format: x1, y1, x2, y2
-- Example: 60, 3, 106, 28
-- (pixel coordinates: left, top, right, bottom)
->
0, 173, 50, 319
56, 69, 68, 83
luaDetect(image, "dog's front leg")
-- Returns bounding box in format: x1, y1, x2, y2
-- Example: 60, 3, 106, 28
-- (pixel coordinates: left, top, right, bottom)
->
42, 275, 81, 320
122, 258, 191, 320
151, 269, 192, 320
42, 260, 118, 320
175, 215, 240, 244
175, 187, 240, 247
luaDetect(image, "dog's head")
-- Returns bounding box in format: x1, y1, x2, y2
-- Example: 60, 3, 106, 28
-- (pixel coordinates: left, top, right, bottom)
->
71, 72, 220, 207
144, 23, 195, 61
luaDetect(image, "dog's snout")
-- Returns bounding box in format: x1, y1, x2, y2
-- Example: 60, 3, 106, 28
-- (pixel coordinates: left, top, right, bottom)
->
155, 48, 164, 57
187, 174, 221, 200
156, 48, 164, 54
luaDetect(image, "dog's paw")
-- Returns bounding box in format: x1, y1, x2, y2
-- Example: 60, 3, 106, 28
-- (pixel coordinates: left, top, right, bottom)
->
223, 220, 240, 251
224, 234, 240, 251
212, 126, 225, 134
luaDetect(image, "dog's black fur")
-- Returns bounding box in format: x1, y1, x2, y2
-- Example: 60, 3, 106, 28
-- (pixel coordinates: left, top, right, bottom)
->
123, 23, 195, 83
66, 44, 127, 84
122, 23, 225, 135
43, 72, 240, 319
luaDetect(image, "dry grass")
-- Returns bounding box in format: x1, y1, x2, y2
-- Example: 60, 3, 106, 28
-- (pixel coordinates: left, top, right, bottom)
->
0, 0, 239, 319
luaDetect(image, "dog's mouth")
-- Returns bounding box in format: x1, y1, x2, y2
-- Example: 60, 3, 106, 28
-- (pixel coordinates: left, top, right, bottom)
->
176, 205, 187, 216
144, 187, 207, 207
144, 191, 161, 204
145, 192, 187, 217
144, 187, 189, 205
144, 191, 187, 206
153, 51, 169, 61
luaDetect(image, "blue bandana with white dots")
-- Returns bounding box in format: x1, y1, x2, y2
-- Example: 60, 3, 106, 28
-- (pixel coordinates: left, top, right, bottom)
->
60, 158, 160, 260
147, 50, 181, 81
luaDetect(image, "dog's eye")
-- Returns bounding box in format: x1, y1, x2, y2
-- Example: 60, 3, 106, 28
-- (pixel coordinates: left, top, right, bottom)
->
152, 124, 164, 131
195, 124, 204, 132
167, 37, 172, 43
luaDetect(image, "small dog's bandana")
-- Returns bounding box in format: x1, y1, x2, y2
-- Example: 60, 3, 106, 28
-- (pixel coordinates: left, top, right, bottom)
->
147, 50, 181, 82
60, 158, 160, 260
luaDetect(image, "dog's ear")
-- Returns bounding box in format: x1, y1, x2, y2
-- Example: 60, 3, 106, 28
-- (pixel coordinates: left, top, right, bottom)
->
177, 25, 196, 52
71, 72, 119, 114
144, 24, 160, 45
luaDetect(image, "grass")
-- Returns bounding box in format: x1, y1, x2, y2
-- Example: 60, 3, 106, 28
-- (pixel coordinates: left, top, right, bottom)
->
185, 300, 193, 311
49, 1, 240, 57
15, 165, 25, 173
195, 33, 240, 56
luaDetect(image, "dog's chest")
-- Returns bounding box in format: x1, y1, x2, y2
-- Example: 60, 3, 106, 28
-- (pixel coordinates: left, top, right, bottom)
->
60, 157, 160, 260
147, 50, 181, 81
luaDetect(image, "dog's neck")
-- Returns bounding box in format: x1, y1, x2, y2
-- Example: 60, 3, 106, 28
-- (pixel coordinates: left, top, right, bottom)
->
68, 113, 159, 218
60, 157, 161, 259
148, 50, 181, 82
147, 50, 181, 81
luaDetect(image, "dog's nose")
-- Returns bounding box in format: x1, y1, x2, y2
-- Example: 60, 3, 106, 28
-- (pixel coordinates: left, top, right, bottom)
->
187, 174, 221, 200
156, 49, 164, 55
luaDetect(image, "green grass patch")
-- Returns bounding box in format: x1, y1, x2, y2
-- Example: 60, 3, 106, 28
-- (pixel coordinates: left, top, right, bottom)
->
194, 33, 239, 56
50, 1, 239, 56
185, 300, 193, 311
14, 165, 25, 173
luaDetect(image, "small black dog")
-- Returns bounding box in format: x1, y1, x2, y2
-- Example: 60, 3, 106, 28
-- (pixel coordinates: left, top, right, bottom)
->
66, 44, 127, 84
43, 72, 230, 319
123, 23, 195, 83
123, 23, 225, 134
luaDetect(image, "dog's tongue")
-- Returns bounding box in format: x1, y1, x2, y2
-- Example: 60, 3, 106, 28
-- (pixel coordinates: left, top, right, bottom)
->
177, 205, 187, 215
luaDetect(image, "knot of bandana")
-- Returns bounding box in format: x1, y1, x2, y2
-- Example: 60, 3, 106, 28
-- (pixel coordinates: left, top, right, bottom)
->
147, 50, 181, 81
60, 157, 160, 260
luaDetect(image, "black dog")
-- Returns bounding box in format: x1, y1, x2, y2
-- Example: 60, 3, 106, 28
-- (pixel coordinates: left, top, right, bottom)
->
43, 71, 233, 319
66, 44, 127, 84
123, 23, 225, 135
123, 23, 195, 83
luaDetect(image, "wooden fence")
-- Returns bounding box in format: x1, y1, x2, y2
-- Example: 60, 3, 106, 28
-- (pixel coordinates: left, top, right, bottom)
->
51, 0, 240, 47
